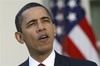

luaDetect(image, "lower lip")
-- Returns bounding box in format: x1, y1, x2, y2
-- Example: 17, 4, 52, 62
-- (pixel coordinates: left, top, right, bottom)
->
39, 37, 48, 42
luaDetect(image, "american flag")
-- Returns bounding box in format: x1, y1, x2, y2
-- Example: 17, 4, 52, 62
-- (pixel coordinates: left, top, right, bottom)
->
50, 0, 100, 65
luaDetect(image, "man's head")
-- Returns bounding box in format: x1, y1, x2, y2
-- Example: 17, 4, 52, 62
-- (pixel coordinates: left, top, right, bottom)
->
15, 2, 52, 32
15, 2, 56, 56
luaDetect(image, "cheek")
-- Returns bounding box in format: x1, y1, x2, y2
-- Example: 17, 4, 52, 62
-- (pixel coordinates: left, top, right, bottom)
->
22, 32, 38, 49
22, 29, 37, 42
47, 26, 55, 38
50, 25, 55, 35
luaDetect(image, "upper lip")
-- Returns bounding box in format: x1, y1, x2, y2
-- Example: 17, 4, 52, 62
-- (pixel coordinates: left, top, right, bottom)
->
38, 33, 49, 40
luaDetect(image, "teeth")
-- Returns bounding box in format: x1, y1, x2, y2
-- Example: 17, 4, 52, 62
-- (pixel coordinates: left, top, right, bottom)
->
41, 35, 47, 39
38, 34, 48, 40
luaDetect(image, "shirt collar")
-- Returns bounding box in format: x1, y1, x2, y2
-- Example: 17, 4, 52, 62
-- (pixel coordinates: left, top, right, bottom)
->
29, 50, 55, 66
29, 54, 39, 66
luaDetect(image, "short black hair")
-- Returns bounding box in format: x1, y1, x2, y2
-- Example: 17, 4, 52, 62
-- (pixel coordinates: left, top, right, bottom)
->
15, 2, 52, 32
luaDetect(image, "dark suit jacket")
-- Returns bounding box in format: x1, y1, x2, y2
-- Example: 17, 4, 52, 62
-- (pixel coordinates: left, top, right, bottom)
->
19, 52, 97, 66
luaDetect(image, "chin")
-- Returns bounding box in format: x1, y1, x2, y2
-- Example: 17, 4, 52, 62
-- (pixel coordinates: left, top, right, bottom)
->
38, 46, 53, 55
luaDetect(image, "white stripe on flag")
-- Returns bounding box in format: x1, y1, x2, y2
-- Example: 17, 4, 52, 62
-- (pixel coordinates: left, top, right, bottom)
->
69, 25, 100, 65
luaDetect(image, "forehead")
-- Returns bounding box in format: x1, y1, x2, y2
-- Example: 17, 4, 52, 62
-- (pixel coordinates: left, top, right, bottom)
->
22, 6, 50, 20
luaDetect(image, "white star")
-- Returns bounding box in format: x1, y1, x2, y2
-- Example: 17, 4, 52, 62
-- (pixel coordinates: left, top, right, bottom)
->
57, 26, 62, 36
68, 0, 77, 8
57, 0, 64, 9
55, 13, 64, 21
67, 12, 77, 22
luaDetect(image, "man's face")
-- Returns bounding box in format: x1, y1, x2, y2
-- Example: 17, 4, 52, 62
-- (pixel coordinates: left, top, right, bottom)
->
20, 7, 56, 54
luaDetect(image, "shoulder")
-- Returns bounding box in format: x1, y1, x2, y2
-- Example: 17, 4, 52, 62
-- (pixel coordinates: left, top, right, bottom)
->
65, 56, 97, 66
55, 52, 97, 66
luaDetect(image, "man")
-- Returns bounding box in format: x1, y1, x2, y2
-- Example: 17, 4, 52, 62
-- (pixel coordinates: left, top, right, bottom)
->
15, 2, 97, 66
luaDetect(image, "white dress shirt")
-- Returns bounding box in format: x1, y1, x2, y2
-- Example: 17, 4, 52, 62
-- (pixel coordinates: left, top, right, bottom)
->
29, 50, 55, 66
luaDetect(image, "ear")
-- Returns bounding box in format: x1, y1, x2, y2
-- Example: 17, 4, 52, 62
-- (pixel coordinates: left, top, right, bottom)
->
53, 24, 56, 36
15, 32, 24, 44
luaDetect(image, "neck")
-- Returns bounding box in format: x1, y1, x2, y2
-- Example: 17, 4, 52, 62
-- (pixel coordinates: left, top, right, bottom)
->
29, 49, 53, 62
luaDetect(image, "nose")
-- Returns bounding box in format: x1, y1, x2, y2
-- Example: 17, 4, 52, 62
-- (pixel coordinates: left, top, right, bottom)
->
36, 22, 46, 33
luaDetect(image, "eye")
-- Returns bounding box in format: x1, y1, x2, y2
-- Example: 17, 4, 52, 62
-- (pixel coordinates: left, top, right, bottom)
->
28, 22, 34, 26
43, 19, 50, 23
27, 20, 37, 28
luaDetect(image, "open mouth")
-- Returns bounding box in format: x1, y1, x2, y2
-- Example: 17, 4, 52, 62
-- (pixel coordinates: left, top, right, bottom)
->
38, 34, 49, 41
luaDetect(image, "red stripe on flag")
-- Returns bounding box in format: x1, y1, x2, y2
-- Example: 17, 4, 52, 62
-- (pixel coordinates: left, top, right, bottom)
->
79, 17, 98, 53
62, 37, 85, 59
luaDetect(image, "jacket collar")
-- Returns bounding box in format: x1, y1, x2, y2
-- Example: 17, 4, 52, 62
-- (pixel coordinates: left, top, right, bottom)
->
54, 51, 69, 66
19, 58, 29, 66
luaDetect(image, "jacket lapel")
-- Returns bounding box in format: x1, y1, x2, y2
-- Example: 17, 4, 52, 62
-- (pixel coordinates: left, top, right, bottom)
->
19, 58, 29, 66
